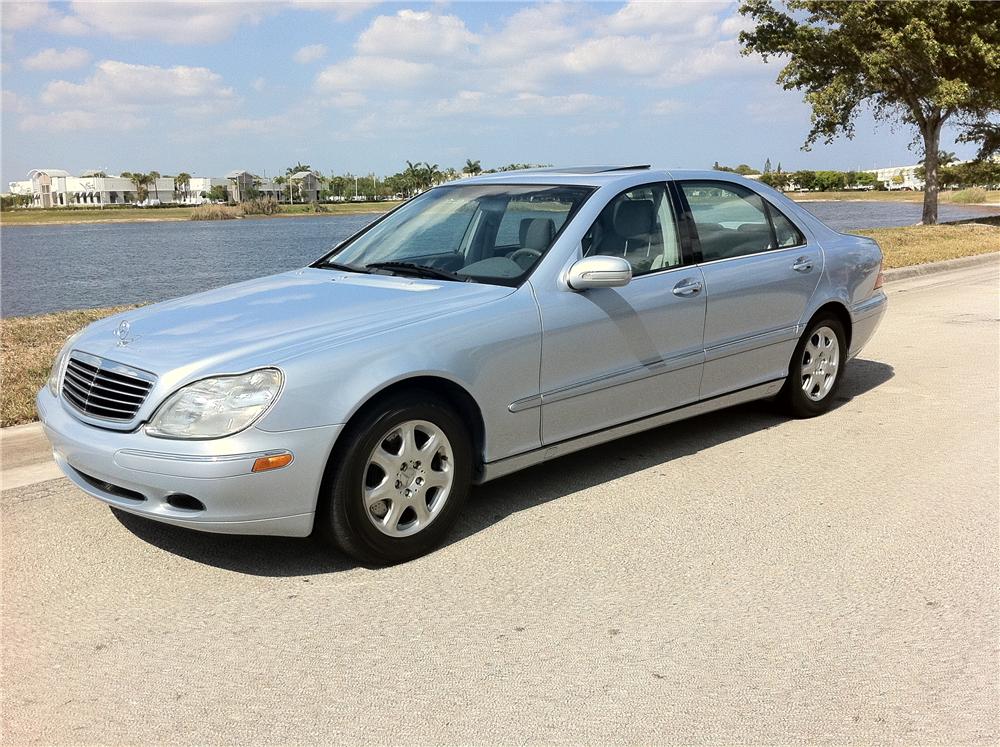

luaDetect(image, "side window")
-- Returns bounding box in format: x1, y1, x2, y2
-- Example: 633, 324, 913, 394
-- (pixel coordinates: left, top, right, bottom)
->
582, 183, 682, 276
768, 204, 806, 248
680, 181, 774, 262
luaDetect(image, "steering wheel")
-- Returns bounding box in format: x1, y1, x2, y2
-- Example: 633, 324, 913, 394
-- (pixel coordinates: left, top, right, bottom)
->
507, 247, 542, 268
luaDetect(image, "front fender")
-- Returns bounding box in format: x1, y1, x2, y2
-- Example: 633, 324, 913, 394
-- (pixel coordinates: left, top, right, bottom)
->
255, 285, 543, 463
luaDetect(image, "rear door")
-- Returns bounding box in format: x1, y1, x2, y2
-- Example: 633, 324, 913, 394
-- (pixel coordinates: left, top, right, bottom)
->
677, 180, 822, 398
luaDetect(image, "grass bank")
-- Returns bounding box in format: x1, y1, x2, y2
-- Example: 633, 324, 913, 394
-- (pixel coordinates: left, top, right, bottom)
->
0, 201, 401, 227
854, 222, 1000, 268
789, 189, 1000, 204
2, 223, 997, 427
1, 305, 139, 427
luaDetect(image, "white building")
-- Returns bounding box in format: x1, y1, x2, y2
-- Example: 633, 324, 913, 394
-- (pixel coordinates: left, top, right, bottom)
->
5, 169, 299, 207
8, 169, 178, 207
870, 164, 925, 191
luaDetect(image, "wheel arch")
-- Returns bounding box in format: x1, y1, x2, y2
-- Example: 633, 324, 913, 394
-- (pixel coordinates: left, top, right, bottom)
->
805, 300, 853, 351
331, 374, 487, 476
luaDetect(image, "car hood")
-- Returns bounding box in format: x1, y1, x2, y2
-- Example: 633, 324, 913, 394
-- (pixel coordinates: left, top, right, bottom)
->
75, 268, 514, 376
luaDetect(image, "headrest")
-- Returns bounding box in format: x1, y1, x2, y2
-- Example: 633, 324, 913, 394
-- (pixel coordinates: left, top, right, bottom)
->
522, 218, 555, 250
613, 199, 654, 238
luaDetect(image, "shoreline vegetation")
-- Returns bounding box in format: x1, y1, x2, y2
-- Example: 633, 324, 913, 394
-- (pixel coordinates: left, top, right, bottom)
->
2, 189, 998, 227
786, 188, 999, 205
0, 200, 403, 227
1, 221, 997, 428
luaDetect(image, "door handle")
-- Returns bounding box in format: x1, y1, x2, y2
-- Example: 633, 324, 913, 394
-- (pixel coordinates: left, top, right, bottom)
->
792, 256, 813, 273
672, 278, 703, 297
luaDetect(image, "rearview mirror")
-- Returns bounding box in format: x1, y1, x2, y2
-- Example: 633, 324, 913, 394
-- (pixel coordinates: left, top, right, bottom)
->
567, 255, 632, 290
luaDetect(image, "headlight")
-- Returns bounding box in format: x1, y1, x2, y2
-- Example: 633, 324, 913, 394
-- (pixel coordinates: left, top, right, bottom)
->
146, 368, 283, 439
47, 331, 83, 397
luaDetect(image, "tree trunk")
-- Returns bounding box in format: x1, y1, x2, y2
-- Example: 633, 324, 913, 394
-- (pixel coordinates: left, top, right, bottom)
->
921, 117, 943, 225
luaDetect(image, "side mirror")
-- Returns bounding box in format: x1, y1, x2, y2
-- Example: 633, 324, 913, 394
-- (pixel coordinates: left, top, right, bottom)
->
567, 255, 633, 290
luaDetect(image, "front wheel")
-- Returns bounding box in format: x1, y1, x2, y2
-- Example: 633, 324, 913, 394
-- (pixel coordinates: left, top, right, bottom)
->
779, 316, 847, 418
317, 392, 472, 565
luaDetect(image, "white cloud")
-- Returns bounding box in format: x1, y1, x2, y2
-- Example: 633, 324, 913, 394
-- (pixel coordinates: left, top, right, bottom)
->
288, 1, 381, 21
22, 47, 91, 71
40, 60, 235, 108
607, 1, 724, 35
434, 90, 487, 115
293, 44, 328, 64
720, 13, 756, 36
316, 56, 434, 92
513, 93, 610, 116
1, 89, 28, 114
0, 1, 57, 30
20, 108, 147, 132
651, 99, 688, 116
356, 10, 478, 59
66, 1, 275, 44
252, 77, 267, 92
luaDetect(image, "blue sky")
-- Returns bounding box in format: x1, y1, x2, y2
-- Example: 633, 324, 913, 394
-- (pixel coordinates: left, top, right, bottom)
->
0, 0, 981, 185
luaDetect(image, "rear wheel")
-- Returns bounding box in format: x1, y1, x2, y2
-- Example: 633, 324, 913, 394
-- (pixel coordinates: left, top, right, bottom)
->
780, 316, 847, 418
317, 392, 471, 565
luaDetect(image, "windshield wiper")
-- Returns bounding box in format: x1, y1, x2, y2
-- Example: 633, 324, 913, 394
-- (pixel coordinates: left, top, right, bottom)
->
320, 261, 371, 274
365, 261, 470, 282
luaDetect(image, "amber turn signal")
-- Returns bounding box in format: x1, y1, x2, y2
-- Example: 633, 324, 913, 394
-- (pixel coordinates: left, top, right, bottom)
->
252, 452, 293, 473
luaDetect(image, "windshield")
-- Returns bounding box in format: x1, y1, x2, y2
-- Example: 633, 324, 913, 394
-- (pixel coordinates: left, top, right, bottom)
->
317, 184, 593, 285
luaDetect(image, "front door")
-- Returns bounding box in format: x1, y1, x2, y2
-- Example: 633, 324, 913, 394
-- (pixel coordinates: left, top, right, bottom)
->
531, 182, 707, 445
677, 180, 822, 398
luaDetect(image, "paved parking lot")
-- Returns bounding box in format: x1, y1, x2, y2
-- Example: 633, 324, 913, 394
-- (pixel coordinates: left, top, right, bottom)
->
3, 263, 998, 744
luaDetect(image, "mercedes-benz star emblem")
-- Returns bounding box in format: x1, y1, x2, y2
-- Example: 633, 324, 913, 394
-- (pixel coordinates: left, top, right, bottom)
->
114, 320, 131, 345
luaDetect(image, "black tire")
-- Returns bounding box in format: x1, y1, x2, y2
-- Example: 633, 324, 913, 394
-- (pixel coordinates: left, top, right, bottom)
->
316, 391, 472, 565
779, 315, 848, 418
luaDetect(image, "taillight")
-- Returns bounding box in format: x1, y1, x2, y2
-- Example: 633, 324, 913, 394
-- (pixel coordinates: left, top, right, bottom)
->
873, 259, 884, 291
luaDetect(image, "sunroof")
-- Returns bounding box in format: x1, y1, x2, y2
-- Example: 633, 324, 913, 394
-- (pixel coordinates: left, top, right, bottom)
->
515, 165, 651, 174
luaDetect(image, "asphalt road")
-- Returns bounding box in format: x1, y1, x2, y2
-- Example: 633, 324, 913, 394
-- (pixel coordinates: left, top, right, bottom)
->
3, 263, 998, 745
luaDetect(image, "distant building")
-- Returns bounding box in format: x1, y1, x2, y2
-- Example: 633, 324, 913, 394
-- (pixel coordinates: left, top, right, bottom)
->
870, 164, 925, 191
287, 170, 320, 203
5, 168, 312, 207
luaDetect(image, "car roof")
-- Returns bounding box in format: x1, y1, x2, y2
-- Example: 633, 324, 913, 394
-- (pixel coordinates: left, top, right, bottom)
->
458, 166, 755, 188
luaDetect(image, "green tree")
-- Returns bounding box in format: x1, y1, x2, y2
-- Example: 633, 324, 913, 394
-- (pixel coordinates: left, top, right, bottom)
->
206, 185, 228, 202
790, 169, 817, 191
123, 171, 151, 203
174, 172, 191, 202
147, 170, 161, 203
739, 0, 1000, 224
763, 157, 772, 174
463, 159, 482, 176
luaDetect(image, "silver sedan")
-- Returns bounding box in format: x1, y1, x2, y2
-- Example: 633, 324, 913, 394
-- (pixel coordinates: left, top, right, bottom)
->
38, 166, 887, 563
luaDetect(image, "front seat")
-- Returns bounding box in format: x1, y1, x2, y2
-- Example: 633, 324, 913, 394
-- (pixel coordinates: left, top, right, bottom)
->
519, 217, 555, 251
511, 218, 555, 269
593, 199, 655, 265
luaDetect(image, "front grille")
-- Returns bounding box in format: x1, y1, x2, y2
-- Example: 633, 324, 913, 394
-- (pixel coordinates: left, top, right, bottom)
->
62, 354, 155, 422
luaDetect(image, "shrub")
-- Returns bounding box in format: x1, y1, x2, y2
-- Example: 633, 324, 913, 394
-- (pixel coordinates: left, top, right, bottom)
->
190, 204, 241, 221
240, 196, 280, 215
950, 187, 988, 204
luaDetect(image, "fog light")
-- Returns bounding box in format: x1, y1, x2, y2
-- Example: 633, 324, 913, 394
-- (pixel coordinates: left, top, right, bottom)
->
252, 452, 293, 473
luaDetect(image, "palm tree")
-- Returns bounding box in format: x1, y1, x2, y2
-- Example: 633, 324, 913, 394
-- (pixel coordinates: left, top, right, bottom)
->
174, 172, 191, 203
938, 151, 958, 166
274, 175, 288, 203
148, 170, 161, 203
463, 159, 482, 176
124, 171, 150, 204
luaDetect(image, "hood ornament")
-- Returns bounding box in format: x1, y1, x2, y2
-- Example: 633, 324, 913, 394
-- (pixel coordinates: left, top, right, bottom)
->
114, 320, 132, 346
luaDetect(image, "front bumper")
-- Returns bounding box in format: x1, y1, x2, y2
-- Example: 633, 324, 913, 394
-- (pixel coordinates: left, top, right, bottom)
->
37, 388, 341, 537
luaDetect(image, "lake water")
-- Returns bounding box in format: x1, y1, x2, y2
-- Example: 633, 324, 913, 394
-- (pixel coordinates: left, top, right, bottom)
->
2, 200, 997, 317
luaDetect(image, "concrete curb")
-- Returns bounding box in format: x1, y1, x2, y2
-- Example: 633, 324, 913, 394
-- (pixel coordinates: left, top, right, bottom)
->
883, 251, 999, 283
